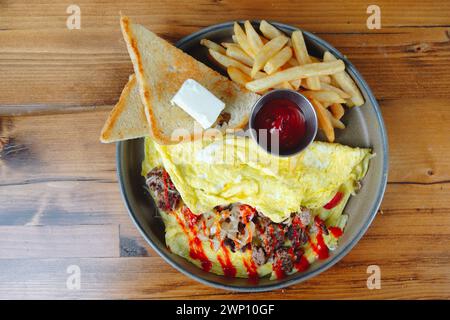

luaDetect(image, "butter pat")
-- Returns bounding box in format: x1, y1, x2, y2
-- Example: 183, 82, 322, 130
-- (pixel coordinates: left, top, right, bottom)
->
170, 79, 225, 129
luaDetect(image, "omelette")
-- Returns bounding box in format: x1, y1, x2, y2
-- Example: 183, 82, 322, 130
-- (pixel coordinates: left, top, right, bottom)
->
142, 136, 372, 279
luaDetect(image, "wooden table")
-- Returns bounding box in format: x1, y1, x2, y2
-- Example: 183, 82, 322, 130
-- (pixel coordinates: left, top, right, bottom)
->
0, 0, 449, 299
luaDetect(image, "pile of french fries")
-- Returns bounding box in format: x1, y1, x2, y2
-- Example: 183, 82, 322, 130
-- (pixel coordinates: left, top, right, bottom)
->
200, 20, 365, 143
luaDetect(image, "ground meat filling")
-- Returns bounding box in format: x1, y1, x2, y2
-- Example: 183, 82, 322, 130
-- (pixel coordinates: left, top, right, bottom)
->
146, 167, 181, 211
274, 248, 294, 274
147, 167, 311, 275
251, 211, 309, 274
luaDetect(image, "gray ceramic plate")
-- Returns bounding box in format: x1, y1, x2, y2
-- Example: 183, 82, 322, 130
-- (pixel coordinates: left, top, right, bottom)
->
116, 21, 388, 292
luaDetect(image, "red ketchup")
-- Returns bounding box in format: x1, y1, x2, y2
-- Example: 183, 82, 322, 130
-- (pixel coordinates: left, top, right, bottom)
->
323, 192, 344, 210
253, 98, 306, 153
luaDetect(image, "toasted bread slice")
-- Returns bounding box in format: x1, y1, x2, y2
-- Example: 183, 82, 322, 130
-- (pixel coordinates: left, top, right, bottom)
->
120, 16, 259, 144
100, 74, 149, 143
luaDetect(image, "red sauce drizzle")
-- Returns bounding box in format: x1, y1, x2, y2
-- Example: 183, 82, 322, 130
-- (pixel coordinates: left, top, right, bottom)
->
269, 225, 278, 249
323, 192, 344, 210
309, 217, 329, 260
183, 206, 200, 229
328, 227, 343, 238
273, 259, 286, 279
243, 258, 259, 283
189, 237, 212, 272
239, 204, 256, 223
174, 207, 212, 272
294, 255, 310, 272
218, 244, 237, 277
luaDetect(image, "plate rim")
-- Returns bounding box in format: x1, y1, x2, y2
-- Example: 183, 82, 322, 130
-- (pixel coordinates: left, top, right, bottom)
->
116, 20, 389, 292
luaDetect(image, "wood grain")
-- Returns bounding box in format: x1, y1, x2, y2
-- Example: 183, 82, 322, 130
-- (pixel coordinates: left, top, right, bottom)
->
0, 225, 120, 258
0, 1, 449, 109
0, 0, 449, 299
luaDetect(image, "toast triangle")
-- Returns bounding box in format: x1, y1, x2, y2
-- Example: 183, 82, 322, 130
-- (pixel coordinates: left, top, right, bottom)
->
100, 74, 149, 143
119, 16, 259, 144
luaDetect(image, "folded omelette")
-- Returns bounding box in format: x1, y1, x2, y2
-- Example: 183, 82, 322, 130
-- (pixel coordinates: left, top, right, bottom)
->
143, 135, 371, 223
142, 136, 372, 280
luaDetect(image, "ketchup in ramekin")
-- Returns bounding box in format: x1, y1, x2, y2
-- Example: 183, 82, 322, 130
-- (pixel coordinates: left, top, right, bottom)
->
253, 98, 307, 153
249, 90, 318, 157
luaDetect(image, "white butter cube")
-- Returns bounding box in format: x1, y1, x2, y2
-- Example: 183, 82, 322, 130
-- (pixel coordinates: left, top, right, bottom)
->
170, 79, 225, 129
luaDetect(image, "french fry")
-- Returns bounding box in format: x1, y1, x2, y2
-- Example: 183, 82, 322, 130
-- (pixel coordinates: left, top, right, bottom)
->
288, 57, 299, 66
233, 22, 255, 58
302, 90, 346, 104
319, 75, 331, 83
263, 46, 293, 75
244, 20, 264, 53
290, 79, 301, 90
246, 60, 345, 92
325, 108, 346, 129
274, 81, 294, 90
330, 103, 345, 120
209, 49, 266, 78
260, 20, 285, 39
309, 55, 320, 63
221, 42, 238, 49
319, 82, 351, 99
310, 98, 335, 142
226, 46, 254, 66
200, 39, 226, 54
323, 51, 364, 107
291, 30, 321, 90
251, 35, 289, 77
227, 66, 251, 87
232, 35, 238, 43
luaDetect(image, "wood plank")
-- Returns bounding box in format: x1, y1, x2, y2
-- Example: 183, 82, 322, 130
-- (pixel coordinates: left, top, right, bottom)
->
0, 225, 120, 258
0, 208, 448, 300
382, 98, 450, 184
0, 1, 449, 109
1, 1, 449, 31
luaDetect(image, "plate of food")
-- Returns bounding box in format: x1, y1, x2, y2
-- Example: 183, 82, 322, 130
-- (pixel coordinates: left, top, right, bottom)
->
100, 16, 388, 291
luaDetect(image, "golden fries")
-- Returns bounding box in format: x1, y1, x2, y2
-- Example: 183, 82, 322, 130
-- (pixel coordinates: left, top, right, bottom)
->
311, 98, 335, 142
234, 22, 255, 58
226, 46, 254, 66
274, 81, 294, 90
251, 35, 288, 77
263, 46, 293, 75
323, 51, 364, 107
290, 79, 301, 90
302, 90, 346, 104
288, 57, 299, 66
319, 82, 351, 99
325, 108, 346, 129
200, 39, 226, 54
227, 66, 251, 87
330, 103, 345, 120
221, 42, 238, 49
292, 31, 321, 90
209, 49, 253, 76
244, 20, 264, 53
260, 20, 285, 40
246, 60, 345, 92
319, 75, 332, 83
203, 20, 365, 138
